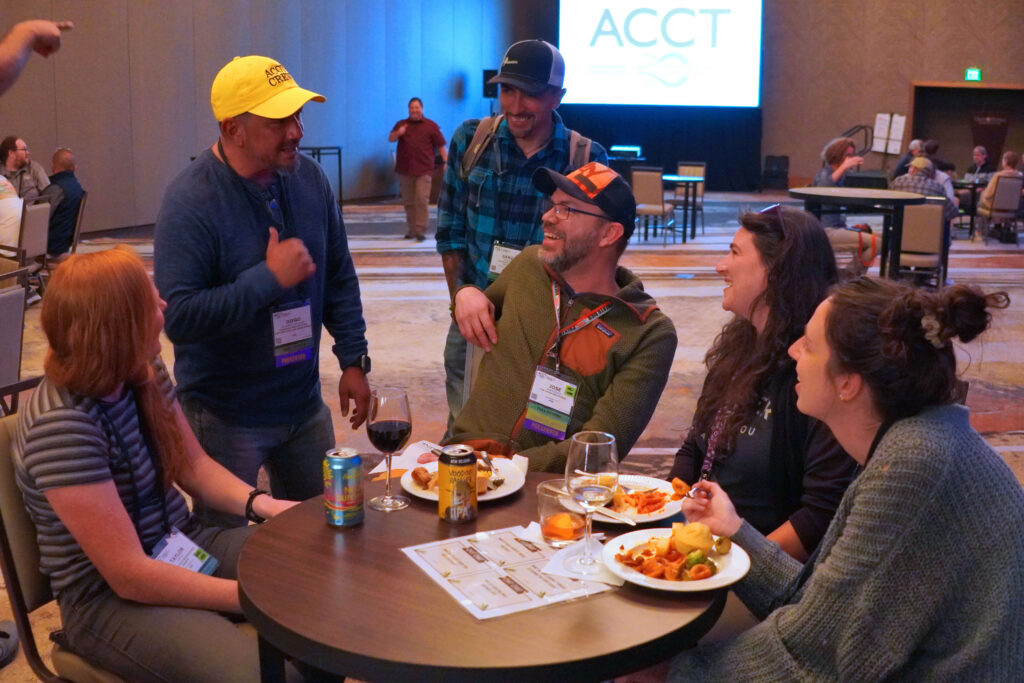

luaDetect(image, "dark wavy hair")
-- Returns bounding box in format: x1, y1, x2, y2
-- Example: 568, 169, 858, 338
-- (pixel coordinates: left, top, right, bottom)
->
0, 136, 18, 164
822, 137, 855, 167
690, 207, 838, 454
826, 278, 1009, 422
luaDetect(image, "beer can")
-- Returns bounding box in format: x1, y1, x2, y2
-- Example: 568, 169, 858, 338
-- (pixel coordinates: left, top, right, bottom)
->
438, 444, 477, 523
324, 448, 364, 526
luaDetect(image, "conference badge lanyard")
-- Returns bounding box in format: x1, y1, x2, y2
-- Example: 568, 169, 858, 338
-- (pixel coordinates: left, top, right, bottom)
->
488, 240, 522, 281
523, 282, 612, 440
272, 299, 315, 367
98, 401, 218, 575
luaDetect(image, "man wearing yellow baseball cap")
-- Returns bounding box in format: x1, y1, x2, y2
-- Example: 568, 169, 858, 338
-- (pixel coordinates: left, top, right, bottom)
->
154, 56, 371, 527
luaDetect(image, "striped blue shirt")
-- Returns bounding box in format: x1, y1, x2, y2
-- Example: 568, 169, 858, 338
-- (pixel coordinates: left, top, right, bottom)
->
436, 112, 607, 288
14, 360, 191, 596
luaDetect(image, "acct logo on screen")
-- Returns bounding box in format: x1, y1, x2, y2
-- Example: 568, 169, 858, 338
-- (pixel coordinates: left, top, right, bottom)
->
559, 0, 763, 108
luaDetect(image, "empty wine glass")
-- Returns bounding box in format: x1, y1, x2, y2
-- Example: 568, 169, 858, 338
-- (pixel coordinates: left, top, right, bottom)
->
366, 387, 412, 512
563, 431, 618, 574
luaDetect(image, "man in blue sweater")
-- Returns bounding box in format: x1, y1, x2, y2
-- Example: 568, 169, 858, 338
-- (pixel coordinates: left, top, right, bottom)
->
154, 55, 370, 527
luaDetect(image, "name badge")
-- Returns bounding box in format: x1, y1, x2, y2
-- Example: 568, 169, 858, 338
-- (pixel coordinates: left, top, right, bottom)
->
271, 299, 314, 367
151, 527, 219, 575
523, 367, 578, 440
488, 242, 522, 281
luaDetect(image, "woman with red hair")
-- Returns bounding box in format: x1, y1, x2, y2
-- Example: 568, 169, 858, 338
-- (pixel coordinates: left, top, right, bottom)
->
14, 246, 297, 681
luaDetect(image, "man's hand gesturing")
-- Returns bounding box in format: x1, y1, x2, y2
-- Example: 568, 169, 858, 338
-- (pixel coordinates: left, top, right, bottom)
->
266, 227, 315, 288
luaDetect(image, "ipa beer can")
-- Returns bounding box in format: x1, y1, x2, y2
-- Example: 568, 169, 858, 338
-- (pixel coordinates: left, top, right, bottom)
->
438, 444, 477, 523
324, 448, 364, 526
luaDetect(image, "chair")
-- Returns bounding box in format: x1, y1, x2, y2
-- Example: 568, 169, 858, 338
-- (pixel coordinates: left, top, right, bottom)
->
977, 174, 1024, 245
668, 161, 705, 235
0, 411, 125, 682
0, 281, 29, 415
0, 202, 50, 294
897, 203, 946, 287
631, 167, 673, 242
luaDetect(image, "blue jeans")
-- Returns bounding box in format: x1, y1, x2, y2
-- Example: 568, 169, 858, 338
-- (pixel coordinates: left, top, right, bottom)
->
182, 398, 335, 527
443, 320, 467, 439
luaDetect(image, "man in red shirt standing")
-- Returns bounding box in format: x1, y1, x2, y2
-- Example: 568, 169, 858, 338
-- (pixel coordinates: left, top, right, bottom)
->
389, 97, 447, 241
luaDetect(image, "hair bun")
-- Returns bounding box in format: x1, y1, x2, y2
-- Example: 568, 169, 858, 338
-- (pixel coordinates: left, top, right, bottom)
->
939, 286, 1009, 344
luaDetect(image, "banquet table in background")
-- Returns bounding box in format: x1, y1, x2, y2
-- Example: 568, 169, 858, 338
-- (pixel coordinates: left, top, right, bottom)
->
238, 473, 726, 682
788, 186, 927, 278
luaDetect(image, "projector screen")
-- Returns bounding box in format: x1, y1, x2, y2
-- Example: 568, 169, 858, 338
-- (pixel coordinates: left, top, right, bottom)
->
558, 0, 763, 107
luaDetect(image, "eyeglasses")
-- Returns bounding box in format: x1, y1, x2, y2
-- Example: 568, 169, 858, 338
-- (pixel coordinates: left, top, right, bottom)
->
759, 203, 788, 231
15, 147, 28, 152
541, 199, 608, 222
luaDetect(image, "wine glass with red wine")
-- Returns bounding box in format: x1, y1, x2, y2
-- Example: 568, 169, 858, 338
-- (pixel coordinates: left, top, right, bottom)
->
366, 387, 412, 511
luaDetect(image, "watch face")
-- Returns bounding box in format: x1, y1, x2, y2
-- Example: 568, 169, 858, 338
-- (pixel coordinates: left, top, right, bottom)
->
360, 355, 371, 373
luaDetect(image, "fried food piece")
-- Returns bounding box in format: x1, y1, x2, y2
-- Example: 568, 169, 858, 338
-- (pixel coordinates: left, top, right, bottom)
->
411, 466, 431, 488
672, 522, 714, 555
669, 477, 691, 500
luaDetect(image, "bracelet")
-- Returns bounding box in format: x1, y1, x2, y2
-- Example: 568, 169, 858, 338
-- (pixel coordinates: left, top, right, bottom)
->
245, 489, 270, 524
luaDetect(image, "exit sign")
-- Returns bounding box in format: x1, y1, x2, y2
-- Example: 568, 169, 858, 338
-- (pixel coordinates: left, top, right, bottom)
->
965, 68, 982, 82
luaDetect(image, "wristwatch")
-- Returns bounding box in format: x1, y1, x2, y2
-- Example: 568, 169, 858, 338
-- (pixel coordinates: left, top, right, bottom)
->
345, 354, 371, 374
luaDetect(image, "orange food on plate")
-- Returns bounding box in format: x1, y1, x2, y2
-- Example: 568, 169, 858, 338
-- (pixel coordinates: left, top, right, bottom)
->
610, 486, 669, 515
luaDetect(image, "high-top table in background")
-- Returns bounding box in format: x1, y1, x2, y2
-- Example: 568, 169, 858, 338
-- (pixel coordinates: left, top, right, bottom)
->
662, 174, 704, 241
789, 186, 927, 278
238, 473, 725, 682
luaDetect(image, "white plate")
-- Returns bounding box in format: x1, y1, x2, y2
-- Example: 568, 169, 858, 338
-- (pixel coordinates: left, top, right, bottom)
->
400, 458, 526, 502
602, 528, 751, 592
592, 475, 684, 524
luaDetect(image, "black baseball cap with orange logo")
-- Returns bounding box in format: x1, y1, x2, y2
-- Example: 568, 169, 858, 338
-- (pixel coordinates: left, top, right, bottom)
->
533, 162, 636, 239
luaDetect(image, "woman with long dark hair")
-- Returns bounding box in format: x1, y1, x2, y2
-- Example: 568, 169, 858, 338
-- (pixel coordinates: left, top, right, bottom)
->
669, 206, 857, 561
14, 246, 297, 681
666, 278, 1023, 680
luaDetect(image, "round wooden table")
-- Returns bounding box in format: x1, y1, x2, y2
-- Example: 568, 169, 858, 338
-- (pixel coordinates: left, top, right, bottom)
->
239, 473, 725, 682
788, 186, 927, 277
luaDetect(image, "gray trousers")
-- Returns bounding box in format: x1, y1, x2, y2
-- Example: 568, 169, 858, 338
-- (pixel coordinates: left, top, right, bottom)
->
58, 524, 260, 682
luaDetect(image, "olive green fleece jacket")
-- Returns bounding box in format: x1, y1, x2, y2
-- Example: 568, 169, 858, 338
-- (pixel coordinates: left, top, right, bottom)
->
450, 245, 677, 472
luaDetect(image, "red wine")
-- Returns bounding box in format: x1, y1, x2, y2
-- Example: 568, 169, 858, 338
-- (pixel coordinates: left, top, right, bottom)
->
367, 419, 412, 453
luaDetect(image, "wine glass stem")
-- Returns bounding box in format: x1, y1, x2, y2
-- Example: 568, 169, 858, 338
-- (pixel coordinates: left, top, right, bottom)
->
383, 452, 393, 500
581, 510, 594, 564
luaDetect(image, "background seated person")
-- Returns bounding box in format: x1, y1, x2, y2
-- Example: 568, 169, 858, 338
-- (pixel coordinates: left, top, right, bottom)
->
449, 162, 676, 472
891, 139, 922, 179
658, 279, 1023, 681
45, 146, 84, 258
0, 174, 19, 246
891, 157, 959, 226
0, 135, 48, 201
923, 138, 955, 174
668, 206, 856, 562
14, 246, 298, 681
810, 137, 873, 270
958, 145, 996, 211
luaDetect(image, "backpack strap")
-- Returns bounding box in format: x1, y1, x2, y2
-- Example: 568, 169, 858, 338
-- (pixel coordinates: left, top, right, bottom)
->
459, 115, 504, 180
568, 129, 591, 170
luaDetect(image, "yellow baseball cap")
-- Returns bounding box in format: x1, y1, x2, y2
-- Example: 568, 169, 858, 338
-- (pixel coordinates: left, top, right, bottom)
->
210, 55, 325, 121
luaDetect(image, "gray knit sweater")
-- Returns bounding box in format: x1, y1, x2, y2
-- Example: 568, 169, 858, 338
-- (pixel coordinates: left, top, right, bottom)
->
670, 404, 1024, 681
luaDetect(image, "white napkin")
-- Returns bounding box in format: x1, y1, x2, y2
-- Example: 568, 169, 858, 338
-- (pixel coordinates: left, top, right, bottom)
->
540, 536, 624, 586
368, 439, 439, 473
511, 454, 529, 474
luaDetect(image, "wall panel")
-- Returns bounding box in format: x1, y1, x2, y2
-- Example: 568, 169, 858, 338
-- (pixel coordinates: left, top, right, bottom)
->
52, 0, 134, 231
127, 2, 196, 227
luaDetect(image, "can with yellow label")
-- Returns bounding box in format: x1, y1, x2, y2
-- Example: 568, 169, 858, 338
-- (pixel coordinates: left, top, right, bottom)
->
438, 444, 477, 523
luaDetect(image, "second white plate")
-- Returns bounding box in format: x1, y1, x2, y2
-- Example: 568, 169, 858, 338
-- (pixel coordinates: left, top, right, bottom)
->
602, 528, 751, 592
400, 458, 526, 502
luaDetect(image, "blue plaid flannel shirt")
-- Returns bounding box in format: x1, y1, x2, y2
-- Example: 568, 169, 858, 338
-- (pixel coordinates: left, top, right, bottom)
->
436, 111, 607, 288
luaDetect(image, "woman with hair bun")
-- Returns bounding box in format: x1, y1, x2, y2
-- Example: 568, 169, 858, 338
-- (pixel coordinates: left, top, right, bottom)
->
13, 246, 298, 681
657, 278, 1024, 681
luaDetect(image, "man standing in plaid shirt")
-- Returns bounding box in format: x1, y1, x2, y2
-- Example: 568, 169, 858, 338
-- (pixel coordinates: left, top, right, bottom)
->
436, 39, 607, 431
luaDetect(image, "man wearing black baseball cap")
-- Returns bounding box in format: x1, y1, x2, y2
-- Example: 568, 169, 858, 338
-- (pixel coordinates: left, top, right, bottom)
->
447, 162, 677, 473
436, 39, 608, 433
